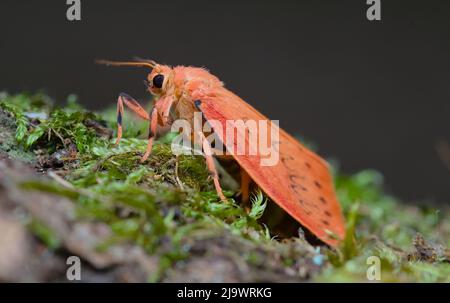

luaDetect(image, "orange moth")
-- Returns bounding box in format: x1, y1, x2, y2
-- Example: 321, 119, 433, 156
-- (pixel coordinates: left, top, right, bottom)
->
97, 58, 345, 247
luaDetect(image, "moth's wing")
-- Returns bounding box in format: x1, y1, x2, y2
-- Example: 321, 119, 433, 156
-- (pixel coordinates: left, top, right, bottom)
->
195, 88, 345, 246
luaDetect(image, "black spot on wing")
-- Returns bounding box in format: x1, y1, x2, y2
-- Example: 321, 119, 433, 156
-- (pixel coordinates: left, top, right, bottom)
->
299, 198, 318, 211
289, 174, 305, 183
281, 155, 294, 165
291, 183, 307, 194
321, 220, 330, 226
298, 200, 312, 215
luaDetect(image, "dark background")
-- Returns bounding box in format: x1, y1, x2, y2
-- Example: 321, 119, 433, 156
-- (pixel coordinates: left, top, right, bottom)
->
0, 0, 449, 203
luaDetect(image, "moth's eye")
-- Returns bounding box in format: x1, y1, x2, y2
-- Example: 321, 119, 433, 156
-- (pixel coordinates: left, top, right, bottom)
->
152, 74, 164, 89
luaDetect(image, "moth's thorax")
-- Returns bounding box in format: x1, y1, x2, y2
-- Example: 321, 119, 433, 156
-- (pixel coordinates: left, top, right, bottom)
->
162, 66, 223, 120
173, 66, 223, 92
153, 65, 225, 125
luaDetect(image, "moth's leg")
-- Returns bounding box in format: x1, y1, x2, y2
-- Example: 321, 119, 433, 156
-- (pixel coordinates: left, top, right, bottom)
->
141, 107, 159, 162
159, 96, 174, 124
197, 131, 227, 202
240, 168, 251, 204
115, 93, 150, 144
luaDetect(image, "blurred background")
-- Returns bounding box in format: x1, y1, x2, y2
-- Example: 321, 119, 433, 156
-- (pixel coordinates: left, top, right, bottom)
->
0, 0, 449, 203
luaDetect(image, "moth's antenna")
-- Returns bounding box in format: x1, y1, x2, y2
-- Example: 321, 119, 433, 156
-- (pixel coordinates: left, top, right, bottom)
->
96, 58, 155, 69
133, 57, 158, 66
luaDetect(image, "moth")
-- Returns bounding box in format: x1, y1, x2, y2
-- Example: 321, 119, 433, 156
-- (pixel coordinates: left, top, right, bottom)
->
97, 59, 345, 247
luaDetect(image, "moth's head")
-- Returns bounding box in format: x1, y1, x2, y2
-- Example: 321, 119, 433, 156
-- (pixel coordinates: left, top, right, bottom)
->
96, 58, 174, 96
146, 64, 173, 96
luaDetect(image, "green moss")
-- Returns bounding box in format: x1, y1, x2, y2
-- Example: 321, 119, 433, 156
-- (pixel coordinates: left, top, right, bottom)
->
27, 219, 61, 250
0, 114, 36, 162
1, 92, 449, 282
320, 170, 450, 282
